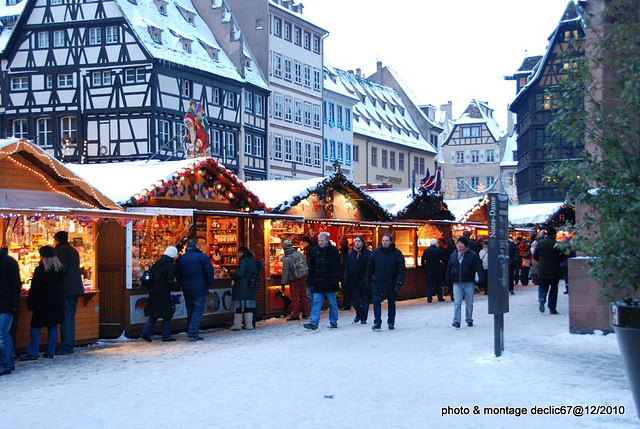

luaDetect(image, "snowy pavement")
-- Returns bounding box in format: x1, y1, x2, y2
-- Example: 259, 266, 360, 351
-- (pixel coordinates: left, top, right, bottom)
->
1, 286, 637, 428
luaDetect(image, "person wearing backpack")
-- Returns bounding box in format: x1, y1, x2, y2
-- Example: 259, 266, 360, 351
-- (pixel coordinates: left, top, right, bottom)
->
229, 247, 260, 331
280, 239, 309, 321
140, 246, 179, 342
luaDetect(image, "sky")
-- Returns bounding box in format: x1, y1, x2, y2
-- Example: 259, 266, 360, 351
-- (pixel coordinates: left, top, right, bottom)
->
302, 0, 573, 129
2, 286, 637, 428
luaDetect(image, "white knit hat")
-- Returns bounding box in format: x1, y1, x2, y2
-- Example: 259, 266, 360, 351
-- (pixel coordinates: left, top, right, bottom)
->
164, 246, 178, 259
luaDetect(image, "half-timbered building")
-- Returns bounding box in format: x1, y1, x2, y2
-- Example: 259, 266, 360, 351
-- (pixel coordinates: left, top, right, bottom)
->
507, 1, 585, 203
440, 99, 506, 199
0, 0, 268, 180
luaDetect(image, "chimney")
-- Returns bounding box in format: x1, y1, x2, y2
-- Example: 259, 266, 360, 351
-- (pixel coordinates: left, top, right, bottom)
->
376, 61, 383, 74
440, 101, 453, 122
355, 68, 361, 77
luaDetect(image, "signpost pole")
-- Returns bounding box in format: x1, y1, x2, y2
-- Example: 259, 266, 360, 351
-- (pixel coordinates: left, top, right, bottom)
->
487, 193, 510, 357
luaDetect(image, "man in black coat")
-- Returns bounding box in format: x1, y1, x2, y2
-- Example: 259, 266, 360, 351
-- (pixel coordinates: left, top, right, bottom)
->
421, 239, 445, 303
54, 231, 85, 355
304, 232, 341, 330
176, 239, 214, 341
343, 236, 371, 324
0, 248, 21, 376
365, 233, 406, 331
508, 237, 520, 295
533, 227, 566, 314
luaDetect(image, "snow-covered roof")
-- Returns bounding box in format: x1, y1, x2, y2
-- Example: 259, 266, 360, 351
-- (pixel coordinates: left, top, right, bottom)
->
385, 67, 442, 130
244, 176, 327, 210
335, 69, 436, 154
324, 58, 359, 102
509, 202, 565, 226
114, 0, 244, 84
444, 197, 485, 221
454, 99, 505, 141
66, 159, 206, 204
501, 132, 518, 167
0, 138, 123, 211
362, 188, 415, 217
0, 0, 27, 54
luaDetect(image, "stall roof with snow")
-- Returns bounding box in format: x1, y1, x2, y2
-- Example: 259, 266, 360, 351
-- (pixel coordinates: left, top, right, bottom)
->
244, 172, 391, 221
0, 139, 126, 216
66, 158, 265, 212
363, 187, 454, 221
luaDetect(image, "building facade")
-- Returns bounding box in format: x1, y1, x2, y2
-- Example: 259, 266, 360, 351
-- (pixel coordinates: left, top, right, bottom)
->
0, 0, 268, 180
507, 1, 585, 203
227, 0, 327, 179
335, 68, 436, 187
440, 99, 505, 199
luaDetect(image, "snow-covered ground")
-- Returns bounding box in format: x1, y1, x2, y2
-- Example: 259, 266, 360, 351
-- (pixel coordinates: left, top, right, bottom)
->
1, 286, 637, 428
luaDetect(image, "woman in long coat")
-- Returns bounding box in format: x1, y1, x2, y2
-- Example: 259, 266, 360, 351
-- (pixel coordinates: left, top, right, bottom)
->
25, 246, 64, 360
230, 247, 260, 331
140, 246, 179, 342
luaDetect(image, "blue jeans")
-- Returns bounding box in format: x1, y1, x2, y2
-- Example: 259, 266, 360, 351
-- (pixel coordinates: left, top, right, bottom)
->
309, 292, 338, 327
184, 294, 206, 338
0, 313, 15, 372
58, 296, 78, 354
141, 317, 172, 340
28, 326, 58, 357
373, 293, 397, 326
538, 278, 559, 311
453, 282, 475, 324
351, 286, 369, 322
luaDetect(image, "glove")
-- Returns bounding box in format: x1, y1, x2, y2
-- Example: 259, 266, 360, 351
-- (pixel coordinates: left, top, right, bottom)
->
281, 284, 286, 292
394, 283, 402, 294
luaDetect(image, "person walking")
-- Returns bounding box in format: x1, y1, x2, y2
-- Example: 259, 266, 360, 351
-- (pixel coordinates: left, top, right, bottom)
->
230, 247, 260, 330
23, 246, 65, 360
53, 231, 84, 355
442, 238, 456, 301
303, 232, 341, 330
529, 230, 545, 286
301, 236, 317, 308
343, 235, 371, 324
365, 233, 406, 331
446, 236, 484, 328
176, 239, 214, 341
507, 237, 520, 295
0, 247, 21, 376
421, 239, 445, 303
140, 246, 179, 342
533, 227, 566, 314
518, 238, 532, 286
280, 240, 309, 321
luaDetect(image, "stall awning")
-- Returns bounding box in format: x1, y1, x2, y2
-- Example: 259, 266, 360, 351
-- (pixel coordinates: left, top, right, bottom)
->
0, 207, 153, 220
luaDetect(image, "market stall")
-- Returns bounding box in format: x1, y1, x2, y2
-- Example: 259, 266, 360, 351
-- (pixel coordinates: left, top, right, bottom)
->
0, 138, 144, 352
245, 172, 393, 315
67, 157, 265, 337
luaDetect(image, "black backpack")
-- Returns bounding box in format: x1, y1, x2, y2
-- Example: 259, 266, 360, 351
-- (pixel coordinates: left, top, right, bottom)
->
248, 259, 261, 288
140, 266, 154, 287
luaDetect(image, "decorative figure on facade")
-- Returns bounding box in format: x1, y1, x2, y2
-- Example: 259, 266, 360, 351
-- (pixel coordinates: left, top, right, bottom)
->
183, 100, 210, 158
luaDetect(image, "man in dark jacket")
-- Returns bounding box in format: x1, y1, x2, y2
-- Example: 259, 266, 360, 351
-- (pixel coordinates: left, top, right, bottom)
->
343, 236, 371, 324
365, 233, 406, 331
508, 237, 520, 295
140, 246, 179, 342
0, 248, 21, 376
304, 232, 341, 330
533, 226, 566, 314
421, 239, 445, 303
446, 236, 484, 328
54, 231, 84, 355
176, 239, 214, 341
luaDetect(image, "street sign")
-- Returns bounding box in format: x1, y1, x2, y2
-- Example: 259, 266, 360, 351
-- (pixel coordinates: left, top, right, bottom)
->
487, 193, 509, 356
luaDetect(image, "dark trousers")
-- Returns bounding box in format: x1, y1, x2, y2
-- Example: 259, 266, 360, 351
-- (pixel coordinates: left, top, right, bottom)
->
58, 296, 79, 354
351, 285, 369, 322
520, 267, 530, 286
538, 278, 559, 312
373, 293, 397, 326
508, 264, 518, 291
426, 281, 443, 301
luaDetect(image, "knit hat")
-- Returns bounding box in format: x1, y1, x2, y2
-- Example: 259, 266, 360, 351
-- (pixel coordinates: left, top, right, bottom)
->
282, 239, 292, 249
39, 245, 56, 258
164, 246, 178, 259
54, 231, 68, 242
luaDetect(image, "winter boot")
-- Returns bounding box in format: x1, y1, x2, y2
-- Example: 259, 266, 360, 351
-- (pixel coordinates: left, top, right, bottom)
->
230, 313, 243, 331
244, 312, 254, 330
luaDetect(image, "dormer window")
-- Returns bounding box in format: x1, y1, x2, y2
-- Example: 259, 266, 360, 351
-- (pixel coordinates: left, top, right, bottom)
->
199, 40, 219, 61
153, 0, 168, 15
176, 5, 196, 25
148, 26, 162, 43
182, 39, 192, 52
